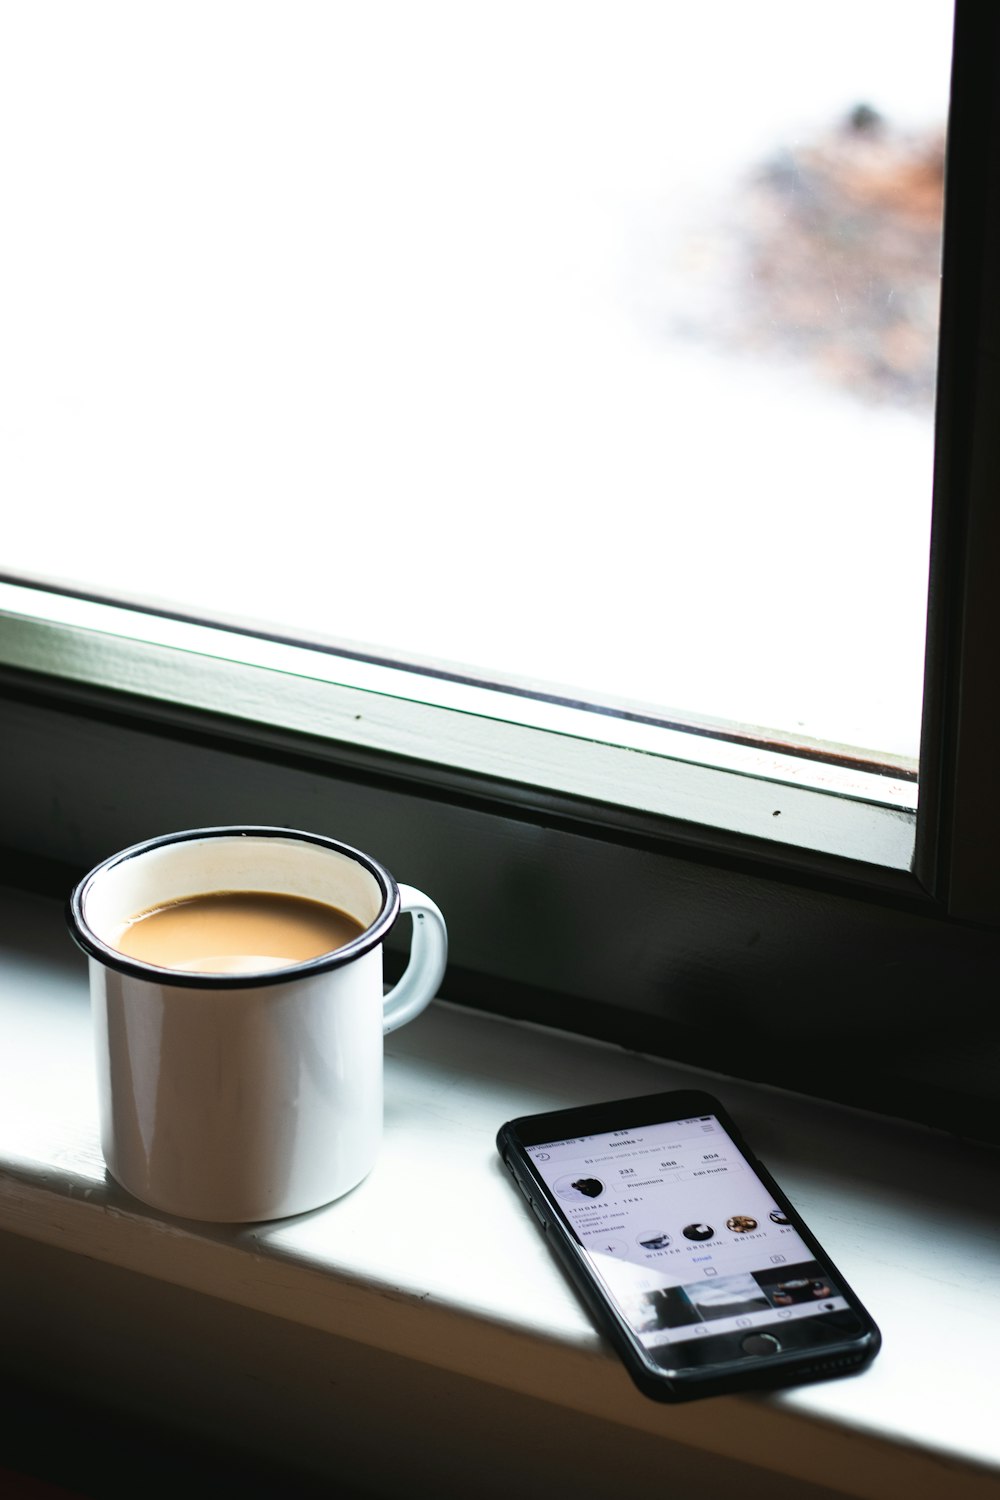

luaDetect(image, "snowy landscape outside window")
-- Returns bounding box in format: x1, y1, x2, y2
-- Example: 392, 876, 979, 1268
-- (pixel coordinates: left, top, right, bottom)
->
1, 2, 952, 789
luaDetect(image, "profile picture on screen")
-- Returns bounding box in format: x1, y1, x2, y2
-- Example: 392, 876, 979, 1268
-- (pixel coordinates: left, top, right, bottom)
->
554, 1174, 605, 1201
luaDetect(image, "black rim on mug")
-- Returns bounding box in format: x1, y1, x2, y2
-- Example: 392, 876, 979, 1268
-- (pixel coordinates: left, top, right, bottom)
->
67, 825, 402, 989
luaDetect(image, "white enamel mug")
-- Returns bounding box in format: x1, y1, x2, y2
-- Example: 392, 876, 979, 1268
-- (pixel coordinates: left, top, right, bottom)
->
67, 826, 447, 1223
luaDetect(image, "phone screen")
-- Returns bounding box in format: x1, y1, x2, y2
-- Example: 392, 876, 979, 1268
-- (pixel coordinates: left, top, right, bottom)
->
525, 1112, 846, 1352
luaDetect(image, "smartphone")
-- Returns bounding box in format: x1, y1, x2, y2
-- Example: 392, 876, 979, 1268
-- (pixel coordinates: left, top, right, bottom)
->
497, 1089, 881, 1402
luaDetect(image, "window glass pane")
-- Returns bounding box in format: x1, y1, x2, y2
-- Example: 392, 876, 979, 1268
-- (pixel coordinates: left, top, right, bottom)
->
2, 2, 952, 772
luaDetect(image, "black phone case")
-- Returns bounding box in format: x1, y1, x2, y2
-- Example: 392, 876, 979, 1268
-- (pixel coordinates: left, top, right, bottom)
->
497, 1089, 881, 1402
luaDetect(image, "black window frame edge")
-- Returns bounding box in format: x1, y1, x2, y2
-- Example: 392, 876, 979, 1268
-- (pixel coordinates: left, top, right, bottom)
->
2, 1, 999, 1146
916, 0, 1000, 926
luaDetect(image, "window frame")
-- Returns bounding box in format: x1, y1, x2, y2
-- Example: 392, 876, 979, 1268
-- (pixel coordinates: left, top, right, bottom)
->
914, 0, 1000, 924
0, 579, 921, 877
2, 1, 998, 1143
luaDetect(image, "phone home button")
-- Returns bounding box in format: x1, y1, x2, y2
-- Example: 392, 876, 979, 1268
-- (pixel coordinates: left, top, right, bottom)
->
741, 1332, 782, 1357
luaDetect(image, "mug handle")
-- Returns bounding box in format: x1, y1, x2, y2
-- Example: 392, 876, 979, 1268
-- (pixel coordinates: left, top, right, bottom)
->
382, 885, 448, 1035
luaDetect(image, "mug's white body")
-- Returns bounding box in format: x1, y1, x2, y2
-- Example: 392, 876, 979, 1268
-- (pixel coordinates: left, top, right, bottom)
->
70, 828, 447, 1223
91, 948, 384, 1222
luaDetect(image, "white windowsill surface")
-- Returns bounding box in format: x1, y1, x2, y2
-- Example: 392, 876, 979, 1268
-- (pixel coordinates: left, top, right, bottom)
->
1, 888, 998, 1498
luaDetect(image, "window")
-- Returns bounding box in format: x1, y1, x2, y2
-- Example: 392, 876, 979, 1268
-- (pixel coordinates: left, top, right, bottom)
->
2, 3, 951, 790
2, 3, 999, 1144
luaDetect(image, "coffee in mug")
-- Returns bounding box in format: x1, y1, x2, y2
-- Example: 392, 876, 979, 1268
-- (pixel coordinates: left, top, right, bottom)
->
115, 890, 367, 974
68, 826, 448, 1223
